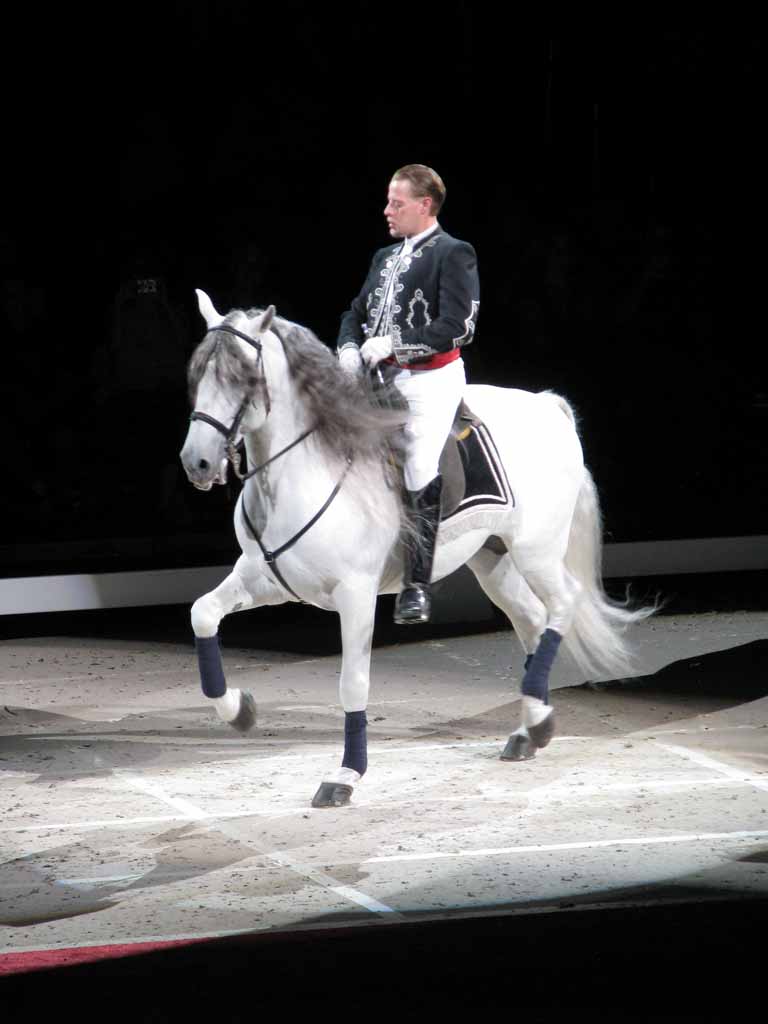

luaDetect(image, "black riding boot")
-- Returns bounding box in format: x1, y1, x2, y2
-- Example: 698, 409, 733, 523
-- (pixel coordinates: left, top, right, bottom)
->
394, 475, 443, 625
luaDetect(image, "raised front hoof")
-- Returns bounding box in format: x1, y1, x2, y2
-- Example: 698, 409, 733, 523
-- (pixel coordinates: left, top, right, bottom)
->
393, 586, 431, 625
500, 732, 538, 761
528, 710, 556, 749
230, 691, 257, 734
311, 782, 353, 808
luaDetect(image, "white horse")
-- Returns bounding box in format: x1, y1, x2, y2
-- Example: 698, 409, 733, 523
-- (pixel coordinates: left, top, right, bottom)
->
180, 290, 653, 807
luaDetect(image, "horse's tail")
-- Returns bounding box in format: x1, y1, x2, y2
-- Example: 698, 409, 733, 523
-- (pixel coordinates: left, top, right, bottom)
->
562, 467, 657, 680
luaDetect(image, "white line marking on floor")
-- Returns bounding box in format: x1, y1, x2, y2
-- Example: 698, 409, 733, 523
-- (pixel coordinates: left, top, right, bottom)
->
651, 725, 762, 735
273, 705, 336, 712
7, 767, 764, 838
274, 699, 424, 711
54, 874, 144, 887
306, 772, 768, 809
523, 775, 767, 801
330, 887, 396, 914
113, 772, 405, 921
363, 829, 768, 864
653, 742, 768, 793
263, 849, 403, 918
116, 774, 208, 820
0, 813, 199, 834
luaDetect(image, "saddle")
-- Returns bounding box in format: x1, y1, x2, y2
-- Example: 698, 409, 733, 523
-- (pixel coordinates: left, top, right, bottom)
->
437, 399, 512, 521
439, 400, 476, 517
373, 379, 513, 521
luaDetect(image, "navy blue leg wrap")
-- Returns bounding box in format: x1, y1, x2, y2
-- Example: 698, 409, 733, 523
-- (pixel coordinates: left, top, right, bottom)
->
521, 629, 562, 704
342, 711, 368, 777
195, 635, 227, 698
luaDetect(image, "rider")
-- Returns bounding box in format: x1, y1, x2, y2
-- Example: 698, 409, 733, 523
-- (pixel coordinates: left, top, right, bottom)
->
337, 164, 480, 624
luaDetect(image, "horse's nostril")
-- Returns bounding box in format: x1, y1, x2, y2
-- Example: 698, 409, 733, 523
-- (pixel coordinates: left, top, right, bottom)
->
198, 459, 210, 471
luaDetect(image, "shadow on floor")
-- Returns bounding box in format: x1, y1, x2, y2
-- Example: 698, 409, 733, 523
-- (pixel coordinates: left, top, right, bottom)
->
578, 638, 768, 701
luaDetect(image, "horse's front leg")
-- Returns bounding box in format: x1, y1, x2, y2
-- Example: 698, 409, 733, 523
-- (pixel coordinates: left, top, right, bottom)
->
312, 580, 378, 808
192, 555, 286, 733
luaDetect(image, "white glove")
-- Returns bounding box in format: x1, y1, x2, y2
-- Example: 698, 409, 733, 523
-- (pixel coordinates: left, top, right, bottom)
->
338, 346, 363, 376
360, 334, 393, 368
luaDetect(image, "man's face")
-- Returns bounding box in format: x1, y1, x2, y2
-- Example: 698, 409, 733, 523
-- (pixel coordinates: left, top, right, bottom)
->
384, 178, 433, 239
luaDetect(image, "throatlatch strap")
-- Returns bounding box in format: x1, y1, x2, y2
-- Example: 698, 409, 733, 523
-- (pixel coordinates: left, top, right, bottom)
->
342, 710, 368, 777
521, 629, 562, 704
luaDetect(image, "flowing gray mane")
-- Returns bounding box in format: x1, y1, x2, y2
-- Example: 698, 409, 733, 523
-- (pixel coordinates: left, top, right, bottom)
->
187, 308, 407, 466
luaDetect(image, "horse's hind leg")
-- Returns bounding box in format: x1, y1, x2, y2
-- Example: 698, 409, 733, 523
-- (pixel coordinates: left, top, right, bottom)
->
192, 555, 286, 733
312, 580, 378, 809
467, 547, 547, 658
467, 547, 549, 760
503, 546, 582, 759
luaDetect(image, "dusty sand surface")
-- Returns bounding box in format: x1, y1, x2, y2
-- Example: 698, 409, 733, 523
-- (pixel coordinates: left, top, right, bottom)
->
0, 573, 766, 1015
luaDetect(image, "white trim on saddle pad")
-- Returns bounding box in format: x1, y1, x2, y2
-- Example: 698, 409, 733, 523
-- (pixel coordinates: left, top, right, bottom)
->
437, 506, 512, 547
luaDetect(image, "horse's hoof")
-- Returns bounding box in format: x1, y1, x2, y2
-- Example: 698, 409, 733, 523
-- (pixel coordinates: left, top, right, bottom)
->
500, 732, 537, 761
528, 709, 555, 749
230, 691, 257, 734
311, 782, 353, 808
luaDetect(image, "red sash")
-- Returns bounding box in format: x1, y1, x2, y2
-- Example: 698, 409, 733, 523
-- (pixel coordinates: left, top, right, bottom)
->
385, 348, 461, 371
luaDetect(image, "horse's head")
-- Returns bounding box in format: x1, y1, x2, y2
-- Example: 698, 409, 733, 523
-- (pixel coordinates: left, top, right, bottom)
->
180, 290, 276, 490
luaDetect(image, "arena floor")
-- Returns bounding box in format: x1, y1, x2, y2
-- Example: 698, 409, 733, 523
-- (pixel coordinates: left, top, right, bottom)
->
0, 588, 766, 1015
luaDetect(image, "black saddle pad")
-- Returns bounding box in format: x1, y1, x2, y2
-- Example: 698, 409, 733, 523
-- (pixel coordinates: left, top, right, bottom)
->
438, 401, 514, 520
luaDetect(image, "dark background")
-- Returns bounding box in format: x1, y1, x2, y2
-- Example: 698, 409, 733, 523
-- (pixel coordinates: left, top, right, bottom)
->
0, 15, 765, 999
1, 10, 762, 579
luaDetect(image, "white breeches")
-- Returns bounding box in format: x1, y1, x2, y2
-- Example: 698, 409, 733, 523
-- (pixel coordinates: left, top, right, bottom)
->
383, 357, 466, 492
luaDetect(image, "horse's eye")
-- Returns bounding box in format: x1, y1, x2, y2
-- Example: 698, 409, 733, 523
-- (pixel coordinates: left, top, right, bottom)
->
247, 376, 258, 388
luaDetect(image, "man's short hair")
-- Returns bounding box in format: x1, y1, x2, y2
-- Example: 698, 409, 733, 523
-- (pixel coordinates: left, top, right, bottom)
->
392, 164, 446, 216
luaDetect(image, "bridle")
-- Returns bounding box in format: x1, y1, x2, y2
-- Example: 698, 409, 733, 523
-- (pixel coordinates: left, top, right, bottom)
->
188, 320, 352, 602
189, 322, 276, 480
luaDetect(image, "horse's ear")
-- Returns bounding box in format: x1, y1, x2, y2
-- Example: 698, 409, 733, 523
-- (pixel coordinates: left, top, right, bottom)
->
256, 305, 276, 334
196, 289, 223, 328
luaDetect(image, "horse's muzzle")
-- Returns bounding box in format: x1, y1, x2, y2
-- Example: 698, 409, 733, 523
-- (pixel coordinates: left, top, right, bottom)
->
180, 449, 229, 490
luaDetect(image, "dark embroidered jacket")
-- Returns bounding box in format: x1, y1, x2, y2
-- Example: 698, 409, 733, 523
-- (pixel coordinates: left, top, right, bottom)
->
337, 228, 480, 367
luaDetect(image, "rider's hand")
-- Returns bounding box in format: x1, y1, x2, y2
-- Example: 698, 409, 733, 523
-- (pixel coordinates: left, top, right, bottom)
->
338, 345, 364, 376
360, 334, 393, 368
